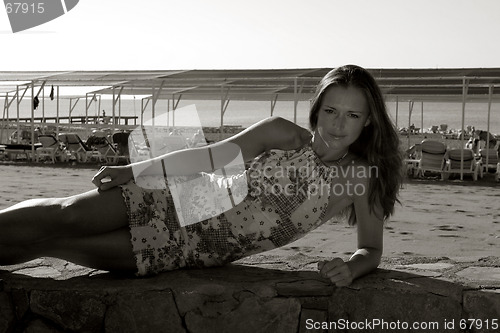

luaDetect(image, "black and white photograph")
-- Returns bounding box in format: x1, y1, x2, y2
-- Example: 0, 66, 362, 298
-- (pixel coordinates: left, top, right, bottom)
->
0, 1, 499, 332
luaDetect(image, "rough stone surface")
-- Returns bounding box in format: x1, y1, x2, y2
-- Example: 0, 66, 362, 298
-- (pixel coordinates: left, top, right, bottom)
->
299, 308, 328, 333
105, 292, 185, 333
456, 267, 500, 282
403, 262, 455, 270
30, 290, 107, 332
329, 287, 462, 333
24, 319, 62, 333
0, 292, 15, 333
185, 297, 301, 333
0, 256, 498, 333
463, 289, 500, 333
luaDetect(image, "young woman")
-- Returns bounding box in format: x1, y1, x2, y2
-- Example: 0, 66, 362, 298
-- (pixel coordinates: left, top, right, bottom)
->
0, 65, 402, 287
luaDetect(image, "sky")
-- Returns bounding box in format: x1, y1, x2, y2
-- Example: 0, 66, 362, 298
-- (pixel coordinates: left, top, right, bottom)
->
0, 0, 499, 71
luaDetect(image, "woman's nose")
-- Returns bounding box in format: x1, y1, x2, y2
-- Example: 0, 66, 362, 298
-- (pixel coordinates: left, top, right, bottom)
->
332, 114, 345, 130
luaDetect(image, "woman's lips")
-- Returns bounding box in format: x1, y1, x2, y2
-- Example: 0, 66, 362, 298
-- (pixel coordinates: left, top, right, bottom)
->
328, 133, 345, 140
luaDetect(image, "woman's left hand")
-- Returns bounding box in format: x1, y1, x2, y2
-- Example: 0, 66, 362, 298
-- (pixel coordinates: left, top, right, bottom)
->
318, 258, 353, 287
92, 165, 134, 191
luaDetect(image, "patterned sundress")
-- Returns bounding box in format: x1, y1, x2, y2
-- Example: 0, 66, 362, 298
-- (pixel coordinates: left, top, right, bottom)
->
120, 143, 340, 276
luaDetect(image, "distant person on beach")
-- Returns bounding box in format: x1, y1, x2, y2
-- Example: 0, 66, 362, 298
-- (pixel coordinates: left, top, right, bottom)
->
0, 65, 403, 287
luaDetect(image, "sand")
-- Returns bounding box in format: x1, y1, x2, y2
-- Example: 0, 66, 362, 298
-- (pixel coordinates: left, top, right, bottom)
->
0, 162, 499, 261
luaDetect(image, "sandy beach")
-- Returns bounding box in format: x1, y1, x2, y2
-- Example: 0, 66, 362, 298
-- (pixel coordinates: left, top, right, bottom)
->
0, 162, 498, 263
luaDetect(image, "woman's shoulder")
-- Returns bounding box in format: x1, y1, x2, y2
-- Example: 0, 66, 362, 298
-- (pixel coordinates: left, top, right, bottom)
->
338, 156, 375, 185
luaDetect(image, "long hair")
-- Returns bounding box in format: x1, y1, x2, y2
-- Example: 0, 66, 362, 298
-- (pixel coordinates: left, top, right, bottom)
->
309, 65, 403, 224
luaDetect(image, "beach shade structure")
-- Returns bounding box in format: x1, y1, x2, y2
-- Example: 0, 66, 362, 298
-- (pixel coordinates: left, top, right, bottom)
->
35, 134, 68, 163
443, 148, 482, 181
416, 140, 447, 180
479, 148, 499, 174
58, 133, 100, 163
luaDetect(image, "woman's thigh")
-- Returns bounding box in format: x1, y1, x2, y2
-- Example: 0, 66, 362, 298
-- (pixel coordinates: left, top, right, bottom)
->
46, 227, 137, 272
58, 187, 130, 237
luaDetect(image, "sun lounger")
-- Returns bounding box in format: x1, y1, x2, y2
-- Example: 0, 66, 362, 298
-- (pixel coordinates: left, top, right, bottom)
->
36, 134, 69, 163
86, 134, 122, 164
443, 148, 482, 181
58, 133, 101, 163
416, 140, 447, 179
478, 148, 499, 175
111, 131, 131, 164
3, 143, 41, 161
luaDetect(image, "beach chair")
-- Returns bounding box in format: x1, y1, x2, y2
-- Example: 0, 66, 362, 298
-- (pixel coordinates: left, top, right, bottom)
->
478, 148, 499, 174
443, 148, 482, 181
58, 133, 101, 163
35, 134, 69, 163
429, 125, 439, 133
85, 134, 120, 164
111, 131, 131, 164
3, 143, 40, 161
128, 131, 188, 162
416, 140, 447, 179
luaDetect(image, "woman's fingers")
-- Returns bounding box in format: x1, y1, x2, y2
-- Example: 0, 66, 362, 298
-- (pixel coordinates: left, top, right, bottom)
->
91, 167, 109, 187
98, 176, 116, 191
92, 167, 116, 190
93, 165, 134, 191
317, 258, 353, 287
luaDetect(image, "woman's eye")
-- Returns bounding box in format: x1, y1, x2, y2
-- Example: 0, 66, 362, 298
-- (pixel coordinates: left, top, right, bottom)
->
348, 113, 360, 119
324, 108, 335, 114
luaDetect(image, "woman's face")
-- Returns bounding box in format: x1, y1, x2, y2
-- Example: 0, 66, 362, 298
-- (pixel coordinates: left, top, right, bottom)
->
315, 85, 371, 151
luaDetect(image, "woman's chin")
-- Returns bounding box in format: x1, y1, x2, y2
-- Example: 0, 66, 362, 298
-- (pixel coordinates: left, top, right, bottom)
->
324, 139, 347, 149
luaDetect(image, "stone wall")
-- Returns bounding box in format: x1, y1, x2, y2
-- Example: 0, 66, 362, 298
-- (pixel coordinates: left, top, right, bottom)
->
0, 259, 499, 333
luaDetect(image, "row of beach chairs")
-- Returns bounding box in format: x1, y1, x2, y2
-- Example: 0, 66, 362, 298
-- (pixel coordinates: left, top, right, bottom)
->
406, 140, 500, 181
35, 132, 131, 164
34, 130, 202, 165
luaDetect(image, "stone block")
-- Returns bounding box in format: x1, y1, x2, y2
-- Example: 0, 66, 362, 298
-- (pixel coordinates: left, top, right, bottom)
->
24, 319, 62, 333
30, 290, 106, 332
297, 297, 329, 311
463, 289, 500, 333
299, 308, 328, 333
328, 287, 462, 333
0, 292, 15, 333
10, 288, 30, 320
276, 279, 335, 297
185, 296, 301, 333
104, 291, 185, 333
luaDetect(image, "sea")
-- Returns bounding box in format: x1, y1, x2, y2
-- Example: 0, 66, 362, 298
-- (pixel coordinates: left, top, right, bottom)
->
3, 97, 500, 135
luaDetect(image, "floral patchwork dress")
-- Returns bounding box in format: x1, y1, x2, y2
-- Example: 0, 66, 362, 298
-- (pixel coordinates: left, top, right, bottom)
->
120, 143, 339, 276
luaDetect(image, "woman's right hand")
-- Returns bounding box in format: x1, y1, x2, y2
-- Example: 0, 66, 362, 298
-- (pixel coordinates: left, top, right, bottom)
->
92, 165, 134, 191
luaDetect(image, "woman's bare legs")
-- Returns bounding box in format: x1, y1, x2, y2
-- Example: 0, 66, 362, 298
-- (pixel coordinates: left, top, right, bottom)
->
0, 187, 136, 272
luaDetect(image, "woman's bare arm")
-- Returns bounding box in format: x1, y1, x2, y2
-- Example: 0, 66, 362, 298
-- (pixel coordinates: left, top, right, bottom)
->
93, 117, 312, 190
318, 175, 384, 286
347, 188, 384, 279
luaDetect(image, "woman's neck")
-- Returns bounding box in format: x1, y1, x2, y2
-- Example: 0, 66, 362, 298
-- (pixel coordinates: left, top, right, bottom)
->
311, 133, 349, 166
